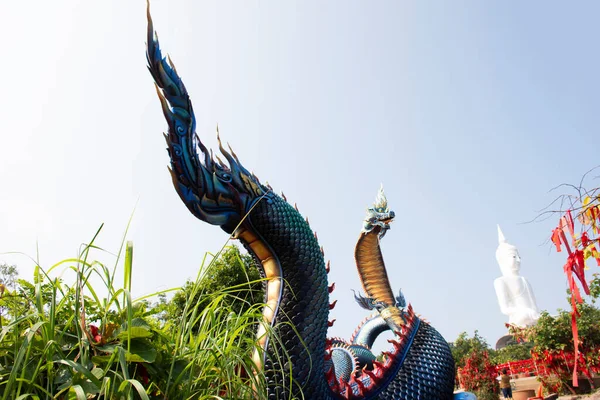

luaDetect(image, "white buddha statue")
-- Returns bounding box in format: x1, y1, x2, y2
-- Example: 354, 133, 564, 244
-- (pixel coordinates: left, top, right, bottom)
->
493, 225, 540, 327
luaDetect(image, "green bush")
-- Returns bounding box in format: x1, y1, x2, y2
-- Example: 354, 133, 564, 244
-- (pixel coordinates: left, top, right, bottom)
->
0, 225, 275, 399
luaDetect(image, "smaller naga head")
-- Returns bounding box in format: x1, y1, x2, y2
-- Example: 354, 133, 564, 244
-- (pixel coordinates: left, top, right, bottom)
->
362, 184, 395, 239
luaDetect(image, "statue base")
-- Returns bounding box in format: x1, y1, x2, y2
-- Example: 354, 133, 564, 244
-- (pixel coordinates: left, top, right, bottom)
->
495, 333, 516, 350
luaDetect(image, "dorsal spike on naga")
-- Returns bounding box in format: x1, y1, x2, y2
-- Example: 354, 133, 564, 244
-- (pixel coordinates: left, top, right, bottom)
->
215, 154, 226, 168
342, 381, 357, 400
280, 192, 287, 202
305, 216, 310, 226
338, 378, 347, 393
226, 142, 241, 164
328, 282, 335, 293
325, 364, 335, 381
373, 360, 385, 371
320, 245, 324, 256
148, 6, 458, 398
362, 367, 380, 385
387, 338, 403, 353
354, 376, 366, 396
329, 373, 340, 390
329, 300, 338, 310
326, 260, 331, 273
328, 319, 336, 327
166, 54, 177, 72
294, 202, 299, 211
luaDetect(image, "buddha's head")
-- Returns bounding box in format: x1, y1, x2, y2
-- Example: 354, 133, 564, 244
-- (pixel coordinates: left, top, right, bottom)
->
496, 225, 521, 277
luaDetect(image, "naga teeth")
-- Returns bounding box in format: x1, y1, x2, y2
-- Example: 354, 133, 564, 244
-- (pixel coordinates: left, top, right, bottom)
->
328, 283, 335, 293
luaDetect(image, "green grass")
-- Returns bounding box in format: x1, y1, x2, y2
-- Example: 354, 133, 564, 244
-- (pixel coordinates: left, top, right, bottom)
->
0, 224, 276, 399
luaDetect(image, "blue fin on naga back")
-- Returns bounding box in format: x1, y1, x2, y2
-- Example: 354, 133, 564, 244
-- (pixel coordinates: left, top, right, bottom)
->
353, 290, 377, 310
395, 289, 406, 308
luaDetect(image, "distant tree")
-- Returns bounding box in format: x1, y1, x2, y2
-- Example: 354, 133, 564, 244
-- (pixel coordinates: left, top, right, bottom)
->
536, 167, 600, 365
490, 342, 533, 365
450, 331, 498, 399
0, 263, 18, 327
450, 330, 492, 372
164, 245, 264, 330
0, 263, 17, 291
525, 303, 600, 354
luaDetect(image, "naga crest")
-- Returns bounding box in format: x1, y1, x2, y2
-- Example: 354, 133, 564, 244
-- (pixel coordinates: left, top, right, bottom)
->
146, 12, 269, 234
362, 184, 395, 239
353, 289, 406, 311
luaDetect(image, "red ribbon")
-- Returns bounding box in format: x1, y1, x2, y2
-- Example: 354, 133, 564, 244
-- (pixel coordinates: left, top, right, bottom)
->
551, 228, 563, 252
555, 213, 591, 387
571, 312, 580, 386
565, 211, 575, 245
582, 232, 590, 247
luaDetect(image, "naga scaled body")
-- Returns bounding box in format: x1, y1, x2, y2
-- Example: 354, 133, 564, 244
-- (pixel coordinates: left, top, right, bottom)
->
147, 6, 456, 399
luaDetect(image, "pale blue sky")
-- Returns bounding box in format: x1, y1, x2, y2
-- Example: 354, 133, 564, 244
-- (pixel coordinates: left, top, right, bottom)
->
1, 1, 599, 348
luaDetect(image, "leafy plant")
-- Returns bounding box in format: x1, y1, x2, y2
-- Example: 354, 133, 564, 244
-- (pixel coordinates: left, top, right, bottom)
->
450, 330, 490, 373
490, 342, 533, 365
458, 349, 499, 399
0, 225, 277, 399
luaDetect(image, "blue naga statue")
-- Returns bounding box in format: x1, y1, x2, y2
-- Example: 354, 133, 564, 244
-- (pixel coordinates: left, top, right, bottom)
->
147, 5, 474, 399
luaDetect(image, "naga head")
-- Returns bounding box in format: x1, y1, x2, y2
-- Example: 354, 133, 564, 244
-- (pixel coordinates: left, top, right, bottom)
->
146, 10, 269, 234
362, 184, 395, 239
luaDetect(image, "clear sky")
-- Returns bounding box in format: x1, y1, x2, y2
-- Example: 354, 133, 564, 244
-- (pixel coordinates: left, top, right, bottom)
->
1, 1, 599, 348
